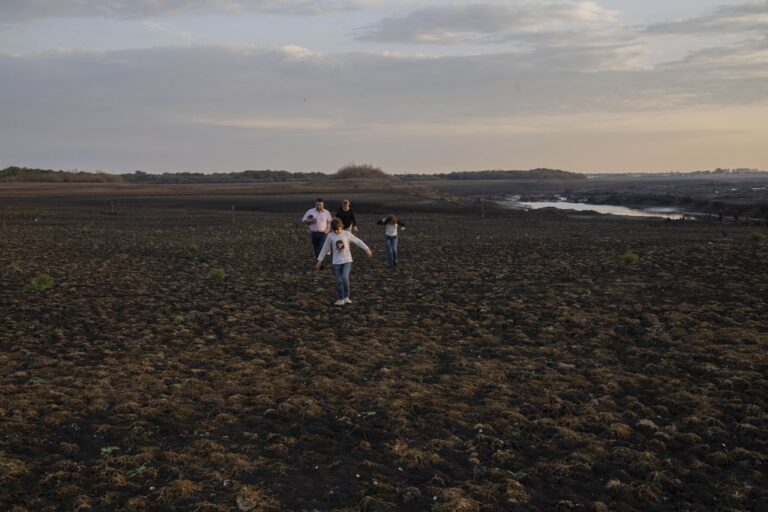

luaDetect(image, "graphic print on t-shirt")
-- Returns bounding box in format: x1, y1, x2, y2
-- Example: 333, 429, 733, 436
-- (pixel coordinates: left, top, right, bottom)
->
335, 240, 346, 253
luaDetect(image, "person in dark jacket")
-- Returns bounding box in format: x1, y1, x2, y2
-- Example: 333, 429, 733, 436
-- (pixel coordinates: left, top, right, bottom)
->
335, 199, 358, 232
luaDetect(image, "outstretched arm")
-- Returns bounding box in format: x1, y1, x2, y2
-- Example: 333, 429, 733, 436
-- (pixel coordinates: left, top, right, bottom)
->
348, 233, 373, 257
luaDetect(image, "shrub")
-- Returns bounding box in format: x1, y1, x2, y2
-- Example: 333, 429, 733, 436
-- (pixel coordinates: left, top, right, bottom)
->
749, 232, 765, 242
25, 274, 54, 292
208, 268, 226, 280
621, 251, 639, 265
334, 163, 388, 179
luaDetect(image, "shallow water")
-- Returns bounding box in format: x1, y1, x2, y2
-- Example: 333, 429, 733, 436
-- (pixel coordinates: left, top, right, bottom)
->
499, 196, 690, 219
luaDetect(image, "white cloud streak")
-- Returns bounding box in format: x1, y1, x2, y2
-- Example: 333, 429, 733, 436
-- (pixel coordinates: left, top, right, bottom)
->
356, 1, 620, 44
1, 41, 764, 143
0, 0, 412, 21
645, 1, 768, 35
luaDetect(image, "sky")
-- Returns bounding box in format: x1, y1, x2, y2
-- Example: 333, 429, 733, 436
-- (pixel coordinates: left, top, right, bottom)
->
1, 1, 766, 173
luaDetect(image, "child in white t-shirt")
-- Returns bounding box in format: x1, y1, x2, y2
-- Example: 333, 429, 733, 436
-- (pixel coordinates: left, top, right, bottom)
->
376, 214, 405, 267
315, 218, 372, 305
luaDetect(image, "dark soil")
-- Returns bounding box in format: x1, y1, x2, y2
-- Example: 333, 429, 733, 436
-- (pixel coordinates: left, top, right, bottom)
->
1, 194, 767, 511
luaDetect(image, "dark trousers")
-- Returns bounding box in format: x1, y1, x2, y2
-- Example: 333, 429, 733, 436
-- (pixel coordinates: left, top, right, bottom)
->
311, 231, 327, 260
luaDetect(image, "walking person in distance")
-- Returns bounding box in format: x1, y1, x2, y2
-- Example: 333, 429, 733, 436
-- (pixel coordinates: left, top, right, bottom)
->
377, 214, 405, 267
335, 199, 358, 232
302, 198, 333, 265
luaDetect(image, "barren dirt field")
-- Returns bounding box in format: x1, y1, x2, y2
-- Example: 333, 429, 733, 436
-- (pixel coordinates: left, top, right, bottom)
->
1, 196, 767, 511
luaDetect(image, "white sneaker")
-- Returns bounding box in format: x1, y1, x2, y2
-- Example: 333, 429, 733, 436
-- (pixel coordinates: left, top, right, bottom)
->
344, 297, 352, 304
334, 299, 346, 306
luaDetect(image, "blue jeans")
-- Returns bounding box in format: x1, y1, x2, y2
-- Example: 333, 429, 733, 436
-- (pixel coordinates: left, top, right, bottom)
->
332, 263, 351, 299
311, 231, 327, 260
385, 235, 398, 266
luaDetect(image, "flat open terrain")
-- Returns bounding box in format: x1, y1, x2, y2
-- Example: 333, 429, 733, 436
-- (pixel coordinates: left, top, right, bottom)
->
1, 189, 767, 511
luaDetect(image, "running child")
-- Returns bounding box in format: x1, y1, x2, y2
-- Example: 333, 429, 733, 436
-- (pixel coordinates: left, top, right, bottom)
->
376, 214, 405, 267
315, 218, 372, 306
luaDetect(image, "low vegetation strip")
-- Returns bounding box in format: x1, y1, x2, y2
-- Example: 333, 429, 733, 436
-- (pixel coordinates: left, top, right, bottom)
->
1, 166, 583, 184
0, 166, 122, 183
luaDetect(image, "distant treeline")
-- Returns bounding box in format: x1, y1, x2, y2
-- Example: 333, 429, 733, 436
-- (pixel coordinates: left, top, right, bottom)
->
5, 166, 767, 184
397, 168, 586, 181
689, 168, 767, 175
0, 166, 122, 183
122, 170, 325, 183
0, 167, 325, 184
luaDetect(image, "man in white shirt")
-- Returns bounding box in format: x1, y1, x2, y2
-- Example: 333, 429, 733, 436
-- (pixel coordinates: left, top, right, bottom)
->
302, 198, 333, 263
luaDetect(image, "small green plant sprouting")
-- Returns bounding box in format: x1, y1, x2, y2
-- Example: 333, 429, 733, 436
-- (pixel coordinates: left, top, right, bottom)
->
208, 268, 226, 280
621, 251, 639, 266
749, 232, 765, 242
25, 274, 54, 292
126, 463, 150, 478
171, 379, 189, 389
190, 243, 199, 253
100, 446, 120, 456
11, 264, 23, 274
126, 463, 149, 478
508, 470, 528, 481
173, 315, 185, 325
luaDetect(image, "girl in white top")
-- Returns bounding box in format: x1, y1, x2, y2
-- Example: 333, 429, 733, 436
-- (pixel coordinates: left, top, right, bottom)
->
315, 218, 372, 305
376, 214, 405, 267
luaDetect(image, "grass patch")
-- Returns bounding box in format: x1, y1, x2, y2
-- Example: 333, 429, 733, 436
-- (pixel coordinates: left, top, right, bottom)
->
208, 268, 226, 280
25, 274, 54, 292
621, 251, 639, 265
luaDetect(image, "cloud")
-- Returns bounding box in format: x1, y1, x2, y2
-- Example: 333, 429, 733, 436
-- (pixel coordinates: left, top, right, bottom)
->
1, 42, 763, 128
662, 36, 768, 79
1, 41, 766, 171
0, 0, 410, 21
645, 1, 768, 35
191, 115, 339, 130
356, 1, 620, 44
